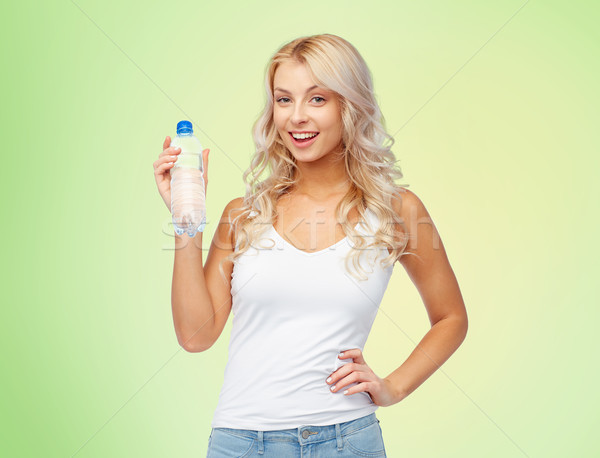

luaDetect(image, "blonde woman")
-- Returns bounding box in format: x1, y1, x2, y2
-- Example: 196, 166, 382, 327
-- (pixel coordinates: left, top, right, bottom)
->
154, 33, 467, 457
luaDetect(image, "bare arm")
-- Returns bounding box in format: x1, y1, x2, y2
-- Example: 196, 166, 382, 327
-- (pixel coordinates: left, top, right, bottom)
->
384, 188, 468, 403
171, 231, 214, 351
171, 197, 243, 352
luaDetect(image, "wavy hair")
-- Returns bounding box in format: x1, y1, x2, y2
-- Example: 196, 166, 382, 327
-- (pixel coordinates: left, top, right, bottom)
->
219, 33, 413, 282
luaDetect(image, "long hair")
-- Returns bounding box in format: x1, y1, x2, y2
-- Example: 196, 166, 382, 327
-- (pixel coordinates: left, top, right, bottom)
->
219, 33, 413, 282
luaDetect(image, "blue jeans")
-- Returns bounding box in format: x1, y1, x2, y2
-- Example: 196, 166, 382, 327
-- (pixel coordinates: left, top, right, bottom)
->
206, 412, 386, 457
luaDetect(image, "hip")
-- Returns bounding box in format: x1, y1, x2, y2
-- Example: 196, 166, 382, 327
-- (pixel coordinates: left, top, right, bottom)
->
206, 412, 387, 457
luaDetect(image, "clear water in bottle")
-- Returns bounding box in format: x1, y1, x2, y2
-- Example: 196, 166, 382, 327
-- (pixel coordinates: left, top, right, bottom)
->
170, 120, 206, 237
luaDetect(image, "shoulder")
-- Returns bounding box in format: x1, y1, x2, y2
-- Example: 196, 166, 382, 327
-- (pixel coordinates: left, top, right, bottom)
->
215, 197, 246, 249
387, 185, 448, 270
390, 186, 439, 254
224, 196, 245, 215
391, 186, 429, 222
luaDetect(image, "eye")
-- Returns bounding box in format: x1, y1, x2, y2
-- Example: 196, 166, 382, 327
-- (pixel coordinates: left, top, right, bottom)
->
275, 96, 325, 104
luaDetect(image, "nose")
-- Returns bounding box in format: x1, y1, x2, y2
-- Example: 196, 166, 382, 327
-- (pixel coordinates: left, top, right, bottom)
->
291, 103, 308, 125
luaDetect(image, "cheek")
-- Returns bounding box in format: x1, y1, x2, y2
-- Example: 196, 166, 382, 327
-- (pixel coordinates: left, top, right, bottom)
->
320, 122, 343, 141
272, 113, 288, 142
273, 109, 286, 129
275, 122, 287, 137
319, 110, 343, 134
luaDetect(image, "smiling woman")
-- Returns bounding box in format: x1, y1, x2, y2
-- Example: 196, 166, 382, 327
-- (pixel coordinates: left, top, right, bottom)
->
273, 64, 344, 160
228, 35, 413, 281
154, 32, 467, 458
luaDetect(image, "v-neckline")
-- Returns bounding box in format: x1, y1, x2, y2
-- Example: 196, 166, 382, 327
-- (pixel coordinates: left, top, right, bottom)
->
269, 219, 364, 257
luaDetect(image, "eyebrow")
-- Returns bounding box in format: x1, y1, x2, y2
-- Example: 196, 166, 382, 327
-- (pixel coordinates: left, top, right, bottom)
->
273, 85, 319, 94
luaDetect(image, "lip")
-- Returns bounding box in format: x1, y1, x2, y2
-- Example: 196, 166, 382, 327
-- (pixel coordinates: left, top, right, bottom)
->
289, 132, 319, 148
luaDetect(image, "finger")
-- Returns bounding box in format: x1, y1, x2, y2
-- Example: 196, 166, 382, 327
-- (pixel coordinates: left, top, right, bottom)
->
340, 349, 365, 364
154, 160, 175, 175
202, 148, 209, 176
161, 146, 181, 157
155, 161, 175, 175
163, 136, 170, 150
154, 154, 179, 168
163, 153, 179, 164
330, 371, 362, 393
341, 381, 370, 396
327, 362, 355, 386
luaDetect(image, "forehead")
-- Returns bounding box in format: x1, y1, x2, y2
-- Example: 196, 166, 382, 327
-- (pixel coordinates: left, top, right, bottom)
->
273, 61, 322, 91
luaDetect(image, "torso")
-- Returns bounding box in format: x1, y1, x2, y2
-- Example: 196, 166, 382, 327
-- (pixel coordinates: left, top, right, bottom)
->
272, 192, 360, 254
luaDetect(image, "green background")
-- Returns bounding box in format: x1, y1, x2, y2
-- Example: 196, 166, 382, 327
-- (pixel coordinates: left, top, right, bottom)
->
2, 0, 598, 456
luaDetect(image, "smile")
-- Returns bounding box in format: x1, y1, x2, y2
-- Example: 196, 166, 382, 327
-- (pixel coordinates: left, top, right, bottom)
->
289, 132, 319, 148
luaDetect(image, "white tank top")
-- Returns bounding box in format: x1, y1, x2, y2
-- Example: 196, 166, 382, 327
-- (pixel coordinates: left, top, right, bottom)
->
210, 206, 394, 430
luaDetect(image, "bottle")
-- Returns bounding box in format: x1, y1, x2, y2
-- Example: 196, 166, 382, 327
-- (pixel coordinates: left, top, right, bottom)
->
170, 120, 206, 237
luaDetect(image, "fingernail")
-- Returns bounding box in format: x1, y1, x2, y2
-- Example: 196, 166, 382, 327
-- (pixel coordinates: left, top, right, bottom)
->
330, 385, 336, 391
326, 377, 332, 383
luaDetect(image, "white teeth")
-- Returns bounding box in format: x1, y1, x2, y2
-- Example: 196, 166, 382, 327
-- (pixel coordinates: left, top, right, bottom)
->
291, 132, 318, 139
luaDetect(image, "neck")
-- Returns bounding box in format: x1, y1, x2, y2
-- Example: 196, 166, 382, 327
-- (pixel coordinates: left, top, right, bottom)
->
290, 155, 351, 201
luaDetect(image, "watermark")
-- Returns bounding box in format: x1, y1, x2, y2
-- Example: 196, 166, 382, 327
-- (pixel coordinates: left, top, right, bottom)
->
161, 207, 441, 253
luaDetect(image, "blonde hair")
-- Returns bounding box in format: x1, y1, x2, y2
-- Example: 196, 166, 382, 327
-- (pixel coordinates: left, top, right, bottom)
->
220, 33, 412, 282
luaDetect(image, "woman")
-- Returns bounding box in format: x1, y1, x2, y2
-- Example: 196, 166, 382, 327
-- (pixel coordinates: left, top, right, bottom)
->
154, 33, 467, 457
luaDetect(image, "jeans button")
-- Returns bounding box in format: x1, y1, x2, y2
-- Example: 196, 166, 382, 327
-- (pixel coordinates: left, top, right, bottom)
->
302, 430, 309, 439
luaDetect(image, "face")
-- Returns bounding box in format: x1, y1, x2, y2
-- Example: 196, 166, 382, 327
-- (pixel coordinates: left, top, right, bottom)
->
272, 60, 344, 163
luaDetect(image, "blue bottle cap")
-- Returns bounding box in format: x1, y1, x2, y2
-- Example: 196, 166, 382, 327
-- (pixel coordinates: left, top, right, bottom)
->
176, 120, 193, 134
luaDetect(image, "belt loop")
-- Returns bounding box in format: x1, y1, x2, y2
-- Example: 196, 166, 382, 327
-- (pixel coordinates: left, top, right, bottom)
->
257, 431, 264, 454
335, 423, 343, 451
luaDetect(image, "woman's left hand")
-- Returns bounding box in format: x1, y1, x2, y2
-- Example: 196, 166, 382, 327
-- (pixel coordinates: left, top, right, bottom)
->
326, 348, 398, 407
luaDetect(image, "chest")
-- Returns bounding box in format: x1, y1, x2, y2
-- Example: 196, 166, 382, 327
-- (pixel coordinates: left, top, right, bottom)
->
272, 201, 359, 254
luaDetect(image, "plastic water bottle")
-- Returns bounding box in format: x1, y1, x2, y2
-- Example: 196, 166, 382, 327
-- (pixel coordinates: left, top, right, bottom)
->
170, 120, 206, 237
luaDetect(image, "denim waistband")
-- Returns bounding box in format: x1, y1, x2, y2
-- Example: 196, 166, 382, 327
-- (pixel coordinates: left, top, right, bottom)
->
211, 412, 379, 453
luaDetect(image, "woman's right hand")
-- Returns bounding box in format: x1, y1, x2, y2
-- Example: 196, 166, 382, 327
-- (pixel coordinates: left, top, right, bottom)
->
154, 136, 210, 212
